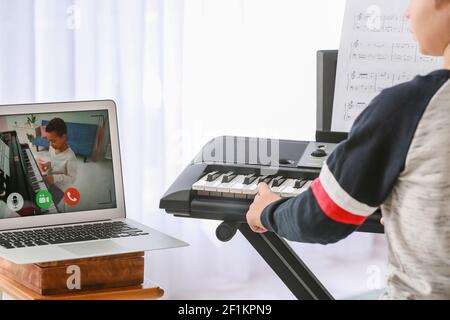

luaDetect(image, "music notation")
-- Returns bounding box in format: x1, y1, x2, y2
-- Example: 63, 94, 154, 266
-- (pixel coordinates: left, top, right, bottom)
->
353, 13, 411, 33
347, 70, 413, 93
349, 41, 442, 64
344, 101, 368, 121
332, 0, 443, 131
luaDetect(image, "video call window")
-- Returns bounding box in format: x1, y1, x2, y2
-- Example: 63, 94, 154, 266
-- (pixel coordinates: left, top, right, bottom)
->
0, 110, 117, 219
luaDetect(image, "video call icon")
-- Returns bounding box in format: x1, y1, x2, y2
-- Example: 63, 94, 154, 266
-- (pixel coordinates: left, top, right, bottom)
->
7, 193, 24, 212
36, 190, 53, 210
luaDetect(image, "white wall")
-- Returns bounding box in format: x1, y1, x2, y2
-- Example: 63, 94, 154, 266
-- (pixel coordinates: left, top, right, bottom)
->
180, 0, 347, 165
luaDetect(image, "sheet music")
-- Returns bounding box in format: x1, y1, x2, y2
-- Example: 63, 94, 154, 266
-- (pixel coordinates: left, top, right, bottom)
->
0, 138, 10, 177
331, 0, 443, 132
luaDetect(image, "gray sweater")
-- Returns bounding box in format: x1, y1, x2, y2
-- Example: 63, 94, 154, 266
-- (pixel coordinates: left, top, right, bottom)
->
262, 69, 450, 299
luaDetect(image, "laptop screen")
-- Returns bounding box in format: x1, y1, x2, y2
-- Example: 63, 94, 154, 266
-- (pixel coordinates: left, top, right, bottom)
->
0, 109, 117, 219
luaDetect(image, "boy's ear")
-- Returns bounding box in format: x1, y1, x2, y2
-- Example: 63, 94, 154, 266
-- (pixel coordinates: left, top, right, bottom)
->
437, 0, 450, 9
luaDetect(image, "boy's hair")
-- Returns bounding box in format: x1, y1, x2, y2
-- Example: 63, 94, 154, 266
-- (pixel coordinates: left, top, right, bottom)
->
46, 118, 67, 137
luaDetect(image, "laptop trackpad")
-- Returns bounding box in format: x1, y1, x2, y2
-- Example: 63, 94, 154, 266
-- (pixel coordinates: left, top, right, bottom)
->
59, 240, 126, 256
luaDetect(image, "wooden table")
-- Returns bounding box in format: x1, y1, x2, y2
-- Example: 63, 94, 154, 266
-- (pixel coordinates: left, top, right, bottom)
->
0, 273, 164, 300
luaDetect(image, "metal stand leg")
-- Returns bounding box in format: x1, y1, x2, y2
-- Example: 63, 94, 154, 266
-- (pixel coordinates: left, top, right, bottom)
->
217, 222, 334, 300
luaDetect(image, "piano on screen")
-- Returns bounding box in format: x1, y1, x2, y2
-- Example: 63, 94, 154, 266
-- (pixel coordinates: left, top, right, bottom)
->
0, 131, 58, 216
160, 51, 383, 300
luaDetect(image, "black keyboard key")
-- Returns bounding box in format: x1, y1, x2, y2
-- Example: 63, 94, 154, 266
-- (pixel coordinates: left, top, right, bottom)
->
258, 175, 274, 184
294, 179, 307, 189
243, 174, 258, 185
206, 171, 221, 182
221, 172, 237, 183
272, 176, 287, 187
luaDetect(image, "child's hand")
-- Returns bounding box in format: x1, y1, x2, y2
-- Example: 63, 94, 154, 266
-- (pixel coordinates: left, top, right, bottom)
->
37, 158, 51, 172
246, 182, 281, 233
44, 175, 54, 185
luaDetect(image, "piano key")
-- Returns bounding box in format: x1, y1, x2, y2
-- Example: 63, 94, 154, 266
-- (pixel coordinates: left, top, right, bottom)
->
24, 149, 44, 183
31, 182, 41, 191
300, 180, 312, 190
217, 175, 246, 193
192, 174, 210, 191
270, 178, 291, 194
281, 179, 313, 198
206, 171, 221, 182
192, 171, 223, 191
241, 178, 260, 195
229, 175, 250, 194
271, 176, 287, 188
221, 172, 237, 183
204, 174, 227, 192
294, 179, 308, 189
258, 175, 274, 184
243, 174, 258, 185
277, 179, 295, 197
229, 175, 276, 196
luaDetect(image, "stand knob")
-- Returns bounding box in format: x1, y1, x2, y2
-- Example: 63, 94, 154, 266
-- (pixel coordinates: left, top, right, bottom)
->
216, 222, 239, 242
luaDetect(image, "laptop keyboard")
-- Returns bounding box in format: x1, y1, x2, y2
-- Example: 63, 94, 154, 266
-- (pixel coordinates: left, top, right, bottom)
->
0, 221, 149, 250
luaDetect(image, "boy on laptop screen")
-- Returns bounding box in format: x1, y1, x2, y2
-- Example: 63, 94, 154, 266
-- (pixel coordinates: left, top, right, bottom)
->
0, 110, 116, 218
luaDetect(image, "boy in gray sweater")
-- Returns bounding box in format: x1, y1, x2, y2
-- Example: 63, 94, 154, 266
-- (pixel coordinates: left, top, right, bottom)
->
247, 0, 450, 299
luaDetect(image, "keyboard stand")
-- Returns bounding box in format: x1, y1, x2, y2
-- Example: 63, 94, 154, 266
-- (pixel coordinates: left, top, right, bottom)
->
216, 222, 334, 300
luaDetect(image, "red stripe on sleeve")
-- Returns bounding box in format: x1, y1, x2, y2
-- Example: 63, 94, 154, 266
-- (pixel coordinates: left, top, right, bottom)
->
311, 178, 367, 226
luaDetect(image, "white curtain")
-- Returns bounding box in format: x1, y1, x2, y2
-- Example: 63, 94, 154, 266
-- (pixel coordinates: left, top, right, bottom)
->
0, 0, 387, 299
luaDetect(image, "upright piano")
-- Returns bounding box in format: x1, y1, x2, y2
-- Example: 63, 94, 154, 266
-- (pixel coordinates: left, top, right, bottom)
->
160, 51, 383, 300
0, 131, 58, 216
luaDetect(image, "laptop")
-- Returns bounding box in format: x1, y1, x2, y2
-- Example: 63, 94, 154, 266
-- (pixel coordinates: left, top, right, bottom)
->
0, 100, 188, 264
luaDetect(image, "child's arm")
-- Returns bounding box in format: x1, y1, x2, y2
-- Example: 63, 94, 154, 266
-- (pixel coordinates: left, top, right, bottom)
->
247, 73, 448, 244
52, 159, 78, 186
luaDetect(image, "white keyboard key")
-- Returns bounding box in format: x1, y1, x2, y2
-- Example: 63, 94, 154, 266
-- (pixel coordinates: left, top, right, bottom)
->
270, 178, 291, 194
229, 174, 257, 194
281, 179, 312, 198
25, 149, 44, 183
193, 171, 222, 191
192, 175, 209, 191
217, 175, 246, 193
242, 180, 260, 195
279, 179, 296, 197
204, 174, 227, 192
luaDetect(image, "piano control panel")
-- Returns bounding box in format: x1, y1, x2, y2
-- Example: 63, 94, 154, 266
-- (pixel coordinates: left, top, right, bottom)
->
297, 142, 338, 169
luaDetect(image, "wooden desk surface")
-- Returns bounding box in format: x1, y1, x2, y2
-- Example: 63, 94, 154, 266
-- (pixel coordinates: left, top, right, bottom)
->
0, 272, 164, 300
